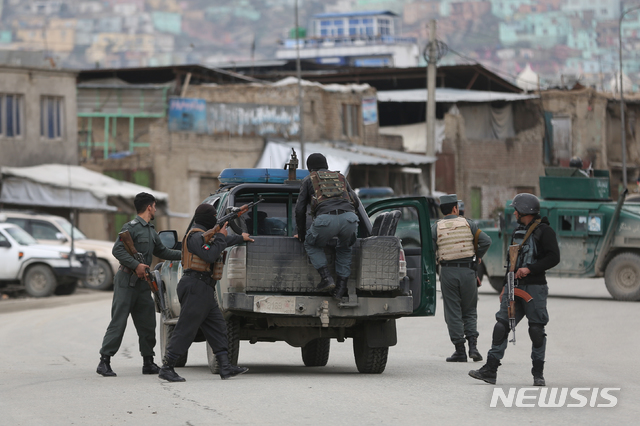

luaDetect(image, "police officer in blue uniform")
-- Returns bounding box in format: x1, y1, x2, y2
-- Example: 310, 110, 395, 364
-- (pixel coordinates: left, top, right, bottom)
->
295, 153, 360, 301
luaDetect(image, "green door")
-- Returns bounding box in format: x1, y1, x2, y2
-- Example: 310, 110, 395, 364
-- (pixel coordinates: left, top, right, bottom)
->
365, 197, 437, 316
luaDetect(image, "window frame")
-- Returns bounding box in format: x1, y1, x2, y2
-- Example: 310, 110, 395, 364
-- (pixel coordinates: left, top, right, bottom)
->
40, 95, 65, 141
0, 93, 25, 139
342, 103, 360, 138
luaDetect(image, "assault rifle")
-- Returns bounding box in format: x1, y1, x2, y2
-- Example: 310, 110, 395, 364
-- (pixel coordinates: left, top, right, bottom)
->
202, 198, 264, 249
506, 244, 519, 344
119, 230, 162, 313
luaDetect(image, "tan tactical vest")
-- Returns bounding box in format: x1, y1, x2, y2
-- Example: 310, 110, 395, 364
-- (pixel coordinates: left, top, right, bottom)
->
181, 228, 210, 272
436, 216, 475, 262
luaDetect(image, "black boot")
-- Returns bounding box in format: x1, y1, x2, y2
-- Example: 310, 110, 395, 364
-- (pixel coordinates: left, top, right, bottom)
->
315, 266, 335, 292
333, 276, 348, 300
469, 354, 501, 384
216, 352, 248, 380
96, 354, 116, 377
532, 360, 546, 386
446, 343, 468, 362
142, 356, 160, 375
467, 336, 483, 362
158, 357, 185, 382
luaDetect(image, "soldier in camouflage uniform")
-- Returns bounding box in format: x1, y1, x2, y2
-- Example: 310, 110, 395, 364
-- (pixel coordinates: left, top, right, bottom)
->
96, 192, 182, 377
295, 153, 360, 301
432, 194, 491, 363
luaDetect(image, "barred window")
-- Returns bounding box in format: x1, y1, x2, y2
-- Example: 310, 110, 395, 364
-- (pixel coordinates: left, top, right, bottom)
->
41, 96, 64, 140
0, 94, 24, 138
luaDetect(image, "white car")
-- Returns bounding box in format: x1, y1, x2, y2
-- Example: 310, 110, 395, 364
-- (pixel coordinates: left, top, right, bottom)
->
0, 211, 118, 291
0, 223, 93, 297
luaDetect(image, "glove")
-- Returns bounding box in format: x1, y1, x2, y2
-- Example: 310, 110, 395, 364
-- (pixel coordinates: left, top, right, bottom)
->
297, 231, 305, 243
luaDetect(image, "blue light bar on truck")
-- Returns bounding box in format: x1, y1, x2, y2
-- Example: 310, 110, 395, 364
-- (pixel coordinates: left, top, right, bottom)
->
218, 168, 310, 184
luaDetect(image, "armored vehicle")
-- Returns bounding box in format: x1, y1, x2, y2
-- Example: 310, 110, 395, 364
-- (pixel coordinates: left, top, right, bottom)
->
479, 167, 640, 301
156, 167, 437, 374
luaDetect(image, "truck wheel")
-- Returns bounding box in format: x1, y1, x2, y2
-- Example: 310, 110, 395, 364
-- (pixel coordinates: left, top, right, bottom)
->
488, 276, 504, 293
301, 338, 330, 367
160, 323, 188, 367
83, 259, 113, 291
24, 265, 57, 298
207, 317, 241, 374
353, 335, 388, 374
605, 252, 640, 301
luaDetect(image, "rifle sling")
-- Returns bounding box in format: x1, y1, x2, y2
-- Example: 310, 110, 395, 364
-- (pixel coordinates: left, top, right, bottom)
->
517, 218, 542, 251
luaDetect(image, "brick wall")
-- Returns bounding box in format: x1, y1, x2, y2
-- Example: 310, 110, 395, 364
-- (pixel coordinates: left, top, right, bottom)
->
439, 104, 546, 219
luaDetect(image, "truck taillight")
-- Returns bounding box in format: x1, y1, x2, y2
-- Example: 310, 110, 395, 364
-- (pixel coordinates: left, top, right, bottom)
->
227, 245, 247, 291
399, 248, 407, 279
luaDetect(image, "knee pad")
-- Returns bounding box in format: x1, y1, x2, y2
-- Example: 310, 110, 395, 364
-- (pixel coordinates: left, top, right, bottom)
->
492, 320, 509, 346
528, 324, 546, 348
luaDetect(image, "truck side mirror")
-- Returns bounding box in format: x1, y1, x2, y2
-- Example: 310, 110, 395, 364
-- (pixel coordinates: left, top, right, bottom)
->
55, 232, 68, 242
159, 230, 180, 250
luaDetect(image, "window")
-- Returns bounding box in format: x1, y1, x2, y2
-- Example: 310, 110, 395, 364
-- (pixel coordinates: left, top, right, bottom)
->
235, 195, 291, 236
30, 221, 61, 240
342, 104, 360, 138
0, 94, 24, 138
41, 96, 64, 140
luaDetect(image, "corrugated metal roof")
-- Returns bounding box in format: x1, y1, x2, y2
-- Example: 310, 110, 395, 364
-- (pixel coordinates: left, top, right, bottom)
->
257, 140, 435, 176
377, 88, 538, 103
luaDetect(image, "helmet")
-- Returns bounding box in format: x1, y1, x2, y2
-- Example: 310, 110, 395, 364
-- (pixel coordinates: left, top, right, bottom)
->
569, 156, 583, 168
510, 193, 540, 215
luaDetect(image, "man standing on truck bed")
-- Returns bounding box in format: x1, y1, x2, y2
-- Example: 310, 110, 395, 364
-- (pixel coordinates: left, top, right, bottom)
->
469, 193, 559, 386
432, 194, 491, 363
159, 204, 253, 382
295, 153, 360, 301
97, 192, 182, 377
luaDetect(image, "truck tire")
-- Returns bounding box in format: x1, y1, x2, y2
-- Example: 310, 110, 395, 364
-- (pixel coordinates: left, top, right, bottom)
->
488, 276, 504, 293
24, 265, 57, 298
353, 335, 388, 374
207, 317, 241, 374
83, 259, 113, 291
604, 252, 640, 301
160, 323, 188, 367
301, 338, 330, 367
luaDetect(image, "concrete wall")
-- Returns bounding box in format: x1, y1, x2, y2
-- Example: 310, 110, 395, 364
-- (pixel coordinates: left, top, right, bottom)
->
0, 66, 78, 167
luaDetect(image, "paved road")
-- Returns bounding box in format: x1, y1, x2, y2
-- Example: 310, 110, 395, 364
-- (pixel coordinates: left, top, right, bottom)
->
0, 278, 638, 425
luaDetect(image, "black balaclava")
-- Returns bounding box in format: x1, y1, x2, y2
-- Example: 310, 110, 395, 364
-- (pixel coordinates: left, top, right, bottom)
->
306, 153, 328, 171
194, 204, 217, 230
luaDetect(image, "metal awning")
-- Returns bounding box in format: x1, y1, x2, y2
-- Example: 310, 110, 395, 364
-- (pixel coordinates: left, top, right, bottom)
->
0, 164, 168, 213
377, 88, 538, 103
256, 140, 436, 176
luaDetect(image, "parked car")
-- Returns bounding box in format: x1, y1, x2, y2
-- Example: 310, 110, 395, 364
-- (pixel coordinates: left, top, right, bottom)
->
0, 211, 118, 290
0, 223, 94, 297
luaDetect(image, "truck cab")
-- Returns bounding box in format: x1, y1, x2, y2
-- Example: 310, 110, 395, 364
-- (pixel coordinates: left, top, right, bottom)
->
480, 167, 640, 301
157, 167, 437, 374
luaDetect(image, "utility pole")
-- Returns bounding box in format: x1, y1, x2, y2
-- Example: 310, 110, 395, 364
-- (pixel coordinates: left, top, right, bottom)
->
426, 20, 437, 194
295, 0, 305, 167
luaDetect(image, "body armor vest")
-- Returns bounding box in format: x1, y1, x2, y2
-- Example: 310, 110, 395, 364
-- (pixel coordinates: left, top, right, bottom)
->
511, 224, 539, 270
436, 216, 475, 262
309, 171, 350, 215
181, 228, 210, 272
